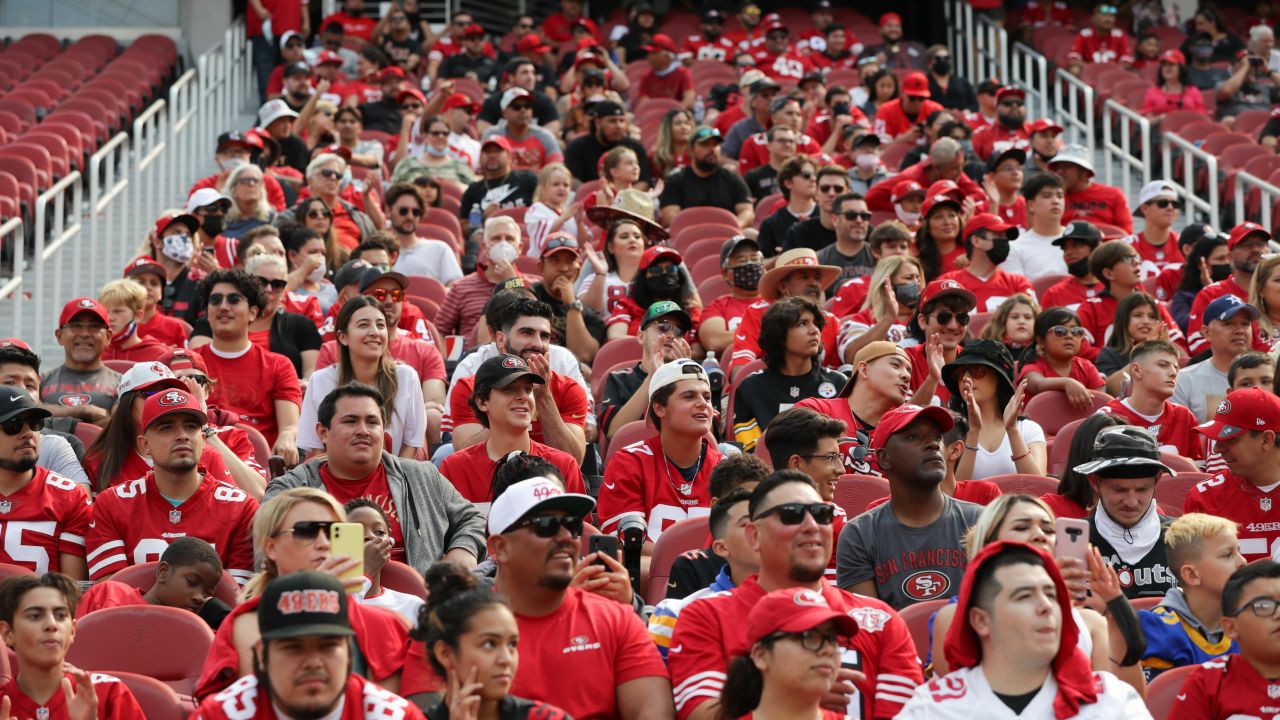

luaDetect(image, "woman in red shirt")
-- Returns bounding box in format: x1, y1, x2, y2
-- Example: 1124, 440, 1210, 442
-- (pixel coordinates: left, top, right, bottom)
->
915, 188, 967, 281
1141, 49, 1207, 122
605, 245, 702, 340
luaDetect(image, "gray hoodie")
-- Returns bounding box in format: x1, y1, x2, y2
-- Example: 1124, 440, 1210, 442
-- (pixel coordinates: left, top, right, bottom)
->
266, 453, 488, 575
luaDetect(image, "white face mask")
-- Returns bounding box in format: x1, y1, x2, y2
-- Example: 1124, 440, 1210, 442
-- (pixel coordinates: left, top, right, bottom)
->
487, 240, 518, 264
894, 205, 921, 226
219, 156, 250, 173
855, 154, 880, 170
161, 234, 195, 264
307, 261, 327, 284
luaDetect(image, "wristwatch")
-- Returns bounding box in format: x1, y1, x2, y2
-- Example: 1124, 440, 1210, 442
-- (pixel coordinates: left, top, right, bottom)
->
569, 300, 585, 313
201, 424, 219, 439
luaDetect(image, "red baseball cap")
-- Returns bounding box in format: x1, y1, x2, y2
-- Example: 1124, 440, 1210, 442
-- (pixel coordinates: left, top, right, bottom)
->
443, 92, 478, 113
870, 403, 955, 450
643, 33, 678, 54
921, 188, 963, 217
1229, 221, 1271, 248
880, 12, 903, 26
745, 588, 860, 647
163, 349, 210, 375
481, 135, 513, 152
463, 23, 487, 38
58, 297, 109, 328
155, 214, 200, 238
901, 72, 930, 97
919, 277, 978, 309
639, 245, 683, 270
317, 143, 353, 161
891, 180, 925, 203
516, 34, 551, 55
0, 338, 31, 351
574, 17, 600, 35
123, 256, 167, 282
763, 20, 788, 34
140, 388, 208, 432
314, 50, 344, 66
1197, 388, 1280, 441
995, 86, 1025, 102
378, 66, 406, 81
1159, 49, 1186, 65
397, 88, 426, 106
1026, 118, 1064, 135
963, 213, 1018, 243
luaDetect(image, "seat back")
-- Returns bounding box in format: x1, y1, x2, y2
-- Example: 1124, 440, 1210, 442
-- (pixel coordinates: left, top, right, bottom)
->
986, 473, 1059, 496
109, 671, 189, 720
604, 420, 653, 465
898, 598, 948, 664
1145, 664, 1197, 719
1154, 472, 1209, 518
1046, 417, 1086, 477
108, 561, 241, 608
645, 516, 711, 605
0, 563, 33, 581
1025, 390, 1111, 436
593, 338, 643, 375
235, 423, 273, 470
832, 475, 891, 517
66, 605, 214, 696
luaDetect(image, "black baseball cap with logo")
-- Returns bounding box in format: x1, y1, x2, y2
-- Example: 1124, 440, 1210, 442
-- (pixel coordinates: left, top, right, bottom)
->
474, 354, 546, 391
258, 572, 355, 640
1052, 220, 1103, 248
0, 386, 50, 425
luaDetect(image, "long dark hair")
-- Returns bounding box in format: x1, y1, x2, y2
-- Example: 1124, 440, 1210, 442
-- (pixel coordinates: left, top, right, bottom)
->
1057, 413, 1128, 508
759, 297, 825, 370
413, 561, 509, 675
1025, 307, 1080, 363
915, 203, 961, 281
1156, 59, 1191, 89
490, 452, 564, 504
719, 650, 771, 718
85, 389, 146, 492
1105, 292, 1161, 353
1179, 233, 1228, 294
629, 259, 695, 308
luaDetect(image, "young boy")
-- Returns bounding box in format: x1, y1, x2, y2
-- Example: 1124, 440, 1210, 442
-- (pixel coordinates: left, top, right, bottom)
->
1099, 340, 1205, 461
75, 537, 226, 623
344, 498, 424, 628
1140, 513, 1246, 680
0, 573, 146, 719
1201, 351, 1273, 475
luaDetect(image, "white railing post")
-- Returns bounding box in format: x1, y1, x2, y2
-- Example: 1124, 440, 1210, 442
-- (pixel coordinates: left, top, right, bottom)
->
169, 69, 199, 195
1054, 68, 1096, 146
1101, 99, 1152, 203
1161, 131, 1220, 226
1235, 169, 1280, 234
0, 218, 25, 338
31, 173, 84, 346
1012, 42, 1050, 120
132, 100, 170, 239
974, 15, 1010, 84
90, 132, 132, 284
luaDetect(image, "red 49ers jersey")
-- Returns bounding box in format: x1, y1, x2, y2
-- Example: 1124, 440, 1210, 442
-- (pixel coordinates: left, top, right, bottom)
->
749, 48, 817, 81
1183, 470, 1280, 562
1072, 27, 1134, 64
0, 466, 92, 574
1169, 655, 1280, 719
597, 434, 723, 542
192, 673, 426, 720
1098, 399, 1205, 460
2, 673, 146, 720
85, 468, 258, 584
682, 35, 737, 63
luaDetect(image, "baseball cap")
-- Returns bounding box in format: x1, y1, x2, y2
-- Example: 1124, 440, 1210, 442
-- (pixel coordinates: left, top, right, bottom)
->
763, 20, 788, 35
123, 256, 167, 282
588, 100, 626, 118
463, 23, 487, 38
117, 361, 186, 396
921, 188, 962, 218
703, 9, 725, 21
574, 17, 600, 35
488, 476, 596, 536
186, 188, 233, 214
155, 213, 200, 238
1053, 220, 1104, 247
1197, 387, 1280, 441
163, 349, 210, 375
0, 338, 30, 351
963, 213, 1018, 243
720, 235, 759, 266
140, 388, 208, 431
495, 277, 531, 293
1160, 49, 1186, 65
481, 135, 514, 152
640, 300, 692, 333
977, 79, 1002, 95
837, 341, 910, 398
691, 127, 723, 145
539, 232, 580, 259
639, 245, 683, 270
1136, 181, 1178, 208
745, 71, 781, 94
379, 66, 406, 81
474, 354, 546, 392
995, 86, 1025, 102
768, 96, 797, 114
314, 50, 344, 67
1072, 425, 1173, 477
516, 34, 551, 55
500, 87, 533, 110
397, 88, 427, 106
745, 588, 860, 647
1203, 294, 1260, 324
358, 266, 408, 293
892, 180, 925, 203
901, 72, 930, 97
258, 572, 355, 640
257, 99, 300, 128
880, 12, 903, 26
58, 297, 109, 328
283, 61, 310, 78
333, 260, 371, 290
870, 403, 955, 450
216, 131, 264, 155
986, 147, 1026, 174
443, 92, 478, 113
854, 132, 882, 149
1229, 221, 1271, 248
643, 33, 678, 54
648, 359, 709, 401
1047, 143, 1095, 174
1026, 118, 1064, 135
919, 277, 977, 309
0, 385, 50, 426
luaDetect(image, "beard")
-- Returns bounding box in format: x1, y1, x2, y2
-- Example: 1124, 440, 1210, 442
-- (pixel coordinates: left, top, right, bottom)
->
0, 456, 36, 473
694, 155, 719, 173
788, 558, 827, 585
158, 454, 199, 475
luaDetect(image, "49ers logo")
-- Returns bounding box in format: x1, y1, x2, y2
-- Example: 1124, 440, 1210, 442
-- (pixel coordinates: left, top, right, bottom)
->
902, 570, 950, 601
276, 588, 341, 615
58, 394, 91, 406
502, 356, 527, 369
157, 390, 187, 406
531, 482, 563, 500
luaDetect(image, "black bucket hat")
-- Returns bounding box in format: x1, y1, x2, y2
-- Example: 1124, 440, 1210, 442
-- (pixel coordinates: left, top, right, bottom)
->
942, 338, 1016, 401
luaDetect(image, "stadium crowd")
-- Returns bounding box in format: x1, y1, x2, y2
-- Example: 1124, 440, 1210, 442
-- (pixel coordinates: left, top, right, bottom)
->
9, 0, 1280, 718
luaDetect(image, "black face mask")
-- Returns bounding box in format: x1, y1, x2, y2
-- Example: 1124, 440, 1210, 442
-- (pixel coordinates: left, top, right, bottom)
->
894, 282, 920, 307
1067, 256, 1091, 278
201, 215, 225, 238
931, 58, 951, 76
986, 238, 1011, 266
646, 274, 682, 297
1210, 263, 1233, 282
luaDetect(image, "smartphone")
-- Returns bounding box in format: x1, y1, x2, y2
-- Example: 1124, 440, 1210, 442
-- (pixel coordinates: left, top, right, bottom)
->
1054, 517, 1090, 564
588, 534, 619, 567
833, 101, 850, 116
329, 522, 366, 581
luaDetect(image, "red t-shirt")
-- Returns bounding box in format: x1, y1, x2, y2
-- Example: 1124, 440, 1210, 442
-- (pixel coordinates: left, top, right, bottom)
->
75, 580, 147, 618
510, 587, 667, 720
321, 11, 377, 41
1022, 0, 1073, 27
1040, 492, 1089, 519
994, 195, 1027, 228
1040, 277, 1103, 311
283, 291, 323, 326
1072, 27, 1134, 64
830, 276, 871, 318
0, 467, 91, 574
193, 669, 425, 720
971, 123, 1031, 162
750, 49, 818, 81
873, 97, 945, 141
138, 311, 189, 348
938, 268, 1036, 314
194, 343, 302, 444
905, 343, 952, 405
701, 295, 759, 337
729, 304, 839, 374
1075, 293, 1185, 350
3, 674, 145, 720
639, 66, 694, 102
736, 131, 824, 174
1168, 655, 1280, 720
715, 105, 746, 136
1063, 182, 1133, 233
443, 371, 589, 439
1187, 276, 1249, 354
682, 35, 738, 63
1098, 399, 1205, 460
1184, 470, 1280, 562
807, 109, 870, 147
317, 462, 405, 563
315, 335, 446, 383
1124, 230, 1183, 279
103, 334, 172, 363
598, 434, 724, 542
1016, 356, 1106, 394
669, 576, 922, 720
438, 440, 586, 509
85, 469, 259, 584
427, 35, 497, 62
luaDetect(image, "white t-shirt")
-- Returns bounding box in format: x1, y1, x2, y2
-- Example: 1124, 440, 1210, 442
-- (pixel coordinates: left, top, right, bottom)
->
297, 363, 427, 454
1171, 358, 1230, 423
393, 238, 464, 286
525, 201, 579, 257
897, 666, 1149, 719
1005, 228, 1068, 281
970, 418, 1048, 480
359, 586, 425, 629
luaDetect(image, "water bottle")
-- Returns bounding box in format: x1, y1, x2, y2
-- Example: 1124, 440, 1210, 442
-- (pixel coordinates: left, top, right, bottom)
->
693, 94, 706, 124
703, 351, 725, 411
468, 205, 483, 231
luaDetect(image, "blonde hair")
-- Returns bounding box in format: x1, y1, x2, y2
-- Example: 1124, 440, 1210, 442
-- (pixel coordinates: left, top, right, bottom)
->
963, 494, 1055, 558
532, 163, 572, 205
1251, 254, 1280, 340
223, 164, 272, 222
244, 252, 287, 276
242, 488, 347, 600
98, 278, 148, 313
862, 255, 925, 318
980, 293, 1041, 342
1164, 512, 1239, 579
601, 145, 638, 185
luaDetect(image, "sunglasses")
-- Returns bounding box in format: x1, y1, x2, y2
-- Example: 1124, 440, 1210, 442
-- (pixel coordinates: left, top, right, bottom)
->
843, 211, 872, 221
182, 375, 212, 388
646, 264, 681, 277
208, 292, 245, 307
1, 415, 43, 436
517, 22, 534, 29
236, 176, 262, 186
1050, 325, 1087, 338
962, 365, 990, 379
797, 170, 815, 180
754, 502, 835, 525
366, 288, 404, 302
819, 184, 846, 194
318, 168, 343, 180
396, 207, 424, 218
1149, 199, 1178, 209
1097, 4, 1117, 14
274, 520, 335, 545
257, 277, 289, 292
931, 311, 970, 326
307, 209, 333, 220
402, 103, 424, 112
428, 130, 449, 137
652, 319, 687, 336
999, 99, 1025, 107
513, 514, 585, 537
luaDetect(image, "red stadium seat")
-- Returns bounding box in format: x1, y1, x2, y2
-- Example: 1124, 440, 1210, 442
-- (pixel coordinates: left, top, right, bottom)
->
1046, 417, 1086, 477
66, 605, 213, 697
44, 111, 104, 153
1233, 108, 1272, 137
645, 516, 711, 604
10, 33, 63, 61
593, 337, 644, 376
898, 598, 948, 663
591, 360, 633, 406
1160, 452, 1200, 474
879, 141, 916, 171
669, 207, 738, 236
1201, 132, 1254, 156
110, 671, 189, 720
405, 275, 447, 305
680, 237, 723, 269
1130, 596, 1162, 611
73, 421, 102, 448
0, 111, 24, 140
0, 99, 36, 132
382, 561, 428, 599
19, 131, 72, 177
690, 255, 723, 285
422, 207, 463, 244
832, 474, 890, 517
672, 223, 738, 253
0, 563, 33, 580
0, 156, 39, 209
108, 561, 241, 608
697, 274, 732, 303
605, 420, 652, 465
1144, 664, 1197, 719
235, 423, 273, 470
5, 143, 53, 190
1025, 390, 1112, 436
405, 294, 440, 321
985, 473, 1060, 496
1154, 472, 1210, 517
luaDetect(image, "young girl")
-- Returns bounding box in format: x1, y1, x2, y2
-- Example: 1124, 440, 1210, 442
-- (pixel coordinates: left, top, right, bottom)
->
525, 163, 584, 257
1097, 292, 1175, 388
979, 293, 1039, 360
590, 146, 643, 212
1017, 307, 1107, 406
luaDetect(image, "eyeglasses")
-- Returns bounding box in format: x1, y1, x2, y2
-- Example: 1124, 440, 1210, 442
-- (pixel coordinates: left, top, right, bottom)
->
1049, 325, 1087, 338
753, 502, 835, 525
962, 365, 990, 380
1230, 596, 1280, 618
512, 514, 585, 538
389, 14, 407, 21
932, 311, 971, 326
1150, 199, 1179, 209
798, 453, 843, 468
396, 206, 424, 218
208, 292, 246, 307
843, 211, 872, 221
652, 319, 686, 337
646, 264, 681, 277
365, 288, 404, 302
819, 184, 847, 194
764, 628, 843, 652
1097, 4, 1118, 14
453, 19, 470, 26
62, 321, 107, 333
257, 277, 289, 292
402, 103, 424, 112
307, 209, 333, 220
318, 168, 343, 180
517, 22, 534, 29
236, 176, 261, 186
999, 100, 1025, 107
1119, 255, 1141, 265
182, 375, 212, 388
428, 130, 449, 137
0, 415, 43, 436
273, 520, 336, 545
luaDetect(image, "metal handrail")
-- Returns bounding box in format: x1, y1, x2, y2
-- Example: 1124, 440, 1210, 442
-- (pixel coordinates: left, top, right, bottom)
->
1101, 99, 1152, 202
32, 172, 85, 338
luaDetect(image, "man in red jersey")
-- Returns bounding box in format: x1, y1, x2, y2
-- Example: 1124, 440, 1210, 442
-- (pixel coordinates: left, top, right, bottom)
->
122, 256, 189, 348
1041, 220, 1105, 311
1188, 222, 1267, 354
971, 86, 1031, 161
940, 214, 1035, 313
668, 470, 922, 719
192, 571, 426, 720
749, 21, 817, 83
193, 269, 302, 463
1190, 388, 1280, 562
873, 71, 943, 143
598, 359, 723, 546
1169, 560, 1280, 719
727, 248, 841, 380
0, 387, 90, 579
1098, 341, 1204, 460
1049, 143, 1133, 233
85, 388, 258, 585
1072, 3, 1133, 64
1025, 117, 1064, 175
638, 34, 695, 108
0, 573, 146, 720
439, 354, 586, 512
488, 476, 672, 719
1124, 181, 1184, 280
736, 98, 823, 176
1076, 240, 1184, 350
986, 147, 1028, 226
683, 10, 737, 64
